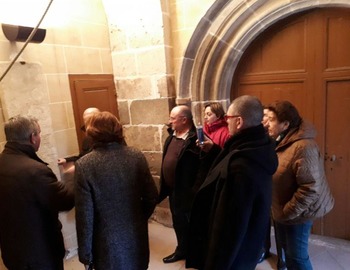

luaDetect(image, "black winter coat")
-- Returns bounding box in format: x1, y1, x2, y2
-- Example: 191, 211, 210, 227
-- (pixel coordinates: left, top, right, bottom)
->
186, 125, 278, 270
0, 142, 74, 269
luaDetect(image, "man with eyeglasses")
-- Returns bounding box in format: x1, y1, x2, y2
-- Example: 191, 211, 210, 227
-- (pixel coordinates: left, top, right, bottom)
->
159, 105, 218, 264
186, 95, 278, 270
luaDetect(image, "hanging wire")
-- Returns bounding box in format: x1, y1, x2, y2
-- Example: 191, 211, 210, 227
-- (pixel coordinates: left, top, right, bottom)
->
0, 0, 54, 82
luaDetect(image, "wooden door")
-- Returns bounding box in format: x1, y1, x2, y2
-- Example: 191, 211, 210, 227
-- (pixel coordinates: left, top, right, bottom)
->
232, 8, 350, 240
69, 74, 119, 152
323, 82, 350, 239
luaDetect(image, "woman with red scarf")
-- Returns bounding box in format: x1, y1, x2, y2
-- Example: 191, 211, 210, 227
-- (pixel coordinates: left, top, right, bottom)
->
203, 102, 230, 148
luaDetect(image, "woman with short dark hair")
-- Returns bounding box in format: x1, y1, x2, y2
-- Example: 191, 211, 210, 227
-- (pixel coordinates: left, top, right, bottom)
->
266, 101, 334, 270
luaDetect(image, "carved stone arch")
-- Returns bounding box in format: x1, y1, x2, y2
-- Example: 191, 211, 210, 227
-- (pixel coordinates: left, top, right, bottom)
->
178, 0, 350, 105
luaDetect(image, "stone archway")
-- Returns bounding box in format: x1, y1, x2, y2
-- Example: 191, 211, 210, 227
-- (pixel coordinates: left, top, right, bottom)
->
178, 0, 350, 105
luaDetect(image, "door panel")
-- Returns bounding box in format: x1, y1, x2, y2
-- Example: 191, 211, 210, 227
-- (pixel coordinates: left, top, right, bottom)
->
326, 16, 350, 70
233, 8, 350, 240
245, 20, 307, 73
69, 74, 118, 152
323, 80, 350, 239
238, 81, 307, 117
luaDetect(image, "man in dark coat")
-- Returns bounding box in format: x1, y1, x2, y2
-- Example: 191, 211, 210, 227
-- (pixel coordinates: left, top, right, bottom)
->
159, 105, 218, 264
0, 115, 75, 270
186, 95, 278, 270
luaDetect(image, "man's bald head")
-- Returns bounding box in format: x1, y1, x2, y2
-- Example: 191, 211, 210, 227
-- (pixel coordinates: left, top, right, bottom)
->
83, 107, 100, 124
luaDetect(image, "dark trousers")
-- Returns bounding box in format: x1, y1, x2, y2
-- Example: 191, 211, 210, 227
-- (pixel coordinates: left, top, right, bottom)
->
260, 218, 286, 270
9, 260, 64, 270
169, 192, 190, 255
263, 218, 272, 253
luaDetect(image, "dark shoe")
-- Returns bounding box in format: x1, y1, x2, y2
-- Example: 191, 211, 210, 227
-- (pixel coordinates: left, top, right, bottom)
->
277, 259, 287, 270
257, 251, 271, 263
163, 252, 185, 263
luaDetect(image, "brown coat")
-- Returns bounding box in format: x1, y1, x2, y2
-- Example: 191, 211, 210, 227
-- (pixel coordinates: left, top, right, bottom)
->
272, 121, 334, 224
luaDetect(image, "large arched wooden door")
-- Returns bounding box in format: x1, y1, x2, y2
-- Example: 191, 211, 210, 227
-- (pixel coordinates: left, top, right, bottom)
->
232, 8, 350, 240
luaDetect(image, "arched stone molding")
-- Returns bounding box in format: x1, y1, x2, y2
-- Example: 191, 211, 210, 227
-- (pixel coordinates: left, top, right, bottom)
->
178, 0, 350, 105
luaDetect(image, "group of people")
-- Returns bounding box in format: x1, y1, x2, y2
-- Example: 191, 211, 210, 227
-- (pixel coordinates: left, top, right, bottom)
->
0, 95, 334, 270
160, 96, 334, 270
0, 110, 158, 270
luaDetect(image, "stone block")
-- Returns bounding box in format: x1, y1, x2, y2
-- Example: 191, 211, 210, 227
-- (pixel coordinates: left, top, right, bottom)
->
112, 53, 137, 77
117, 100, 130, 125
116, 77, 152, 99
50, 103, 70, 131
130, 98, 173, 125
137, 47, 167, 76
144, 151, 162, 177
46, 74, 71, 103
151, 198, 173, 228
81, 23, 110, 48
161, 124, 170, 151
124, 125, 161, 151
109, 25, 128, 51
65, 47, 104, 74
157, 75, 175, 98
128, 27, 165, 49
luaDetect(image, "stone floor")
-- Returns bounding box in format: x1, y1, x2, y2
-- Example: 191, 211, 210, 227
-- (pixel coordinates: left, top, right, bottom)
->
1, 220, 350, 269
63, 220, 350, 270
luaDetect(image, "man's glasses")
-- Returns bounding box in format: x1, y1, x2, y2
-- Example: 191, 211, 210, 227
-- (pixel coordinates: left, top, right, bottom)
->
224, 115, 240, 121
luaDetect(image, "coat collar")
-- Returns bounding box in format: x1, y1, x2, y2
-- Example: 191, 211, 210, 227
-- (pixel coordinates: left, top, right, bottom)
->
276, 120, 316, 151
3, 141, 48, 165
223, 124, 267, 151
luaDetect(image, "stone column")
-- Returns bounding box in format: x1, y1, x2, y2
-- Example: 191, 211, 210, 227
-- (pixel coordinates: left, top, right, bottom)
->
102, 0, 176, 225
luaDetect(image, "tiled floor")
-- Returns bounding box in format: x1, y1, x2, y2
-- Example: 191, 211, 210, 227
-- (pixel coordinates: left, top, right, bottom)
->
63, 220, 350, 270
1, 220, 350, 269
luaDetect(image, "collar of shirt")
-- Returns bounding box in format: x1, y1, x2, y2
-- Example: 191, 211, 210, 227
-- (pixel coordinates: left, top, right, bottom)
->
173, 130, 189, 140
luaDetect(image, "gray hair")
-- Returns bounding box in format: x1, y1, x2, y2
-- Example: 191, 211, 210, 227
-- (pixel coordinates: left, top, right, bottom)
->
230, 95, 263, 128
5, 115, 40, 142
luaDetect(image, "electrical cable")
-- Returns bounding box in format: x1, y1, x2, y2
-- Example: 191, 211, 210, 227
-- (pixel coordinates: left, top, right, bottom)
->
0, 0, 54, 82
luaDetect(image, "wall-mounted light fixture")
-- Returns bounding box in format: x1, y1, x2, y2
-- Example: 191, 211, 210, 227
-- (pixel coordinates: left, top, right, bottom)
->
2, 23, 46, 43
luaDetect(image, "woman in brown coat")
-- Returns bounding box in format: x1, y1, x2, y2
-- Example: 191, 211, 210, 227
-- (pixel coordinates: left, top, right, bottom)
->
266, 101, 334, 270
